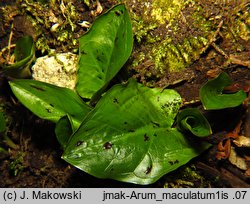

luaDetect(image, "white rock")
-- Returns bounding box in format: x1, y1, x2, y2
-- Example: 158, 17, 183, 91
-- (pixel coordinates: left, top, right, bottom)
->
32, 53, 78, 90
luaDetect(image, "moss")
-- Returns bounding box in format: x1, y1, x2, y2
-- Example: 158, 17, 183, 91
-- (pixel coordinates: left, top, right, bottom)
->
122, 0, 217, 85
132, 13, 158, 43
35, 36, 50, 54
9, 152, 25, 176
163, 165, 211, 188
0, 0, 86, 53
151, 0, 189, 24
233, 18, 250, 42
121, 0, 249, 86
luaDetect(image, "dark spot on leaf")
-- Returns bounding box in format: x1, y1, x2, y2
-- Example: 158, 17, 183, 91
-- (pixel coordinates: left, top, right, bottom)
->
30, 85, 45, 91
81, 50, 87, 55
115, 10, 123, 16
97, 75, 102, 80
151, 121, 160, 128
49, 104, 54, 107
157, 96, 160, 102
128, 129, 135, 132
103, 142, 112, 150
115, 11, 120, 16
153, 133, 157, 137
161, 103, 170, 109
169, 161, 174, 165
113, 98, 119, 104
46, 108, 51, 113
144, 134, 150, 141
96, 56, 102, 62
145, 166, 152, 174
76, 141, 84, 147
115, 37, 119, 45
124, 122, 128, 125
168, 160, 179, 165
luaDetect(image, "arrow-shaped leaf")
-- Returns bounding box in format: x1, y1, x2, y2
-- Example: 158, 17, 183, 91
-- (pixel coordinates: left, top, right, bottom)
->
9, 79, 91, 129
76, 4, 133, 99
63, 80, 210, 184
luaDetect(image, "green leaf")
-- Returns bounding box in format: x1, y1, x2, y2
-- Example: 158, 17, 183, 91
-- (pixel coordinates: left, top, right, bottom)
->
0, 112, 6, 133
76, 4, 133, 99
9, 79, 92, 127
3, 36, 35, 78
177, 108, 212, 137
55, 115, 74, 149
200, 72, 247, 110
63, 79, 210, 185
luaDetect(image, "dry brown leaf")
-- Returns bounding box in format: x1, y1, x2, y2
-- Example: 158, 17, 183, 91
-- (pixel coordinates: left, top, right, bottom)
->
228, 147, 248, 170
245, 168, 250, 177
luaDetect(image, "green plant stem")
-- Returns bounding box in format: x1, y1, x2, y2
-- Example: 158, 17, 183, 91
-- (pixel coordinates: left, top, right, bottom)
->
4, 134, 18, 150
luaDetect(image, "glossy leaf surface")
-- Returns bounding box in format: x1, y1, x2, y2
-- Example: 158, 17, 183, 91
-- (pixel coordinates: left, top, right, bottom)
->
55, 115, 74, 149
177, 108, 212, 137
76, 4, 133, 99
9, 79, 91, 128
63, 80, 210, 184
3, 36, 35, 78
200, 72, 247, 110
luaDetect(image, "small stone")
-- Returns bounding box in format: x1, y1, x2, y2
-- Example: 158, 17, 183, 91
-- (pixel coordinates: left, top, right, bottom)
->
32, 53, 78, 90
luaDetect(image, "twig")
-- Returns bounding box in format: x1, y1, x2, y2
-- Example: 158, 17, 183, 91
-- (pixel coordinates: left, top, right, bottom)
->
200, 20, 224, 55
228, 54, 250, 69
212, 43, 250, 69
7, 23, 14, 63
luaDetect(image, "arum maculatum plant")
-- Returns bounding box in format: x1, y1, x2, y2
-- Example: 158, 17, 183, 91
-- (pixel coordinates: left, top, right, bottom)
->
8, 4, 247, 185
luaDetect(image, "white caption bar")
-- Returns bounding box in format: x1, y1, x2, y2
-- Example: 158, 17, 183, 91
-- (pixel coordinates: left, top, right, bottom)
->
0, 188, 249, 204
